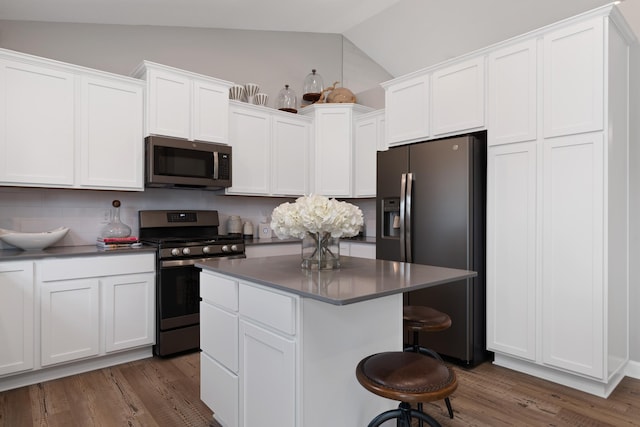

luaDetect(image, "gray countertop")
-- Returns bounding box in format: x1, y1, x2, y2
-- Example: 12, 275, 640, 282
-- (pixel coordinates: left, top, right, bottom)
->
196, 255, 475, 305
243, 236, 376, 246
0, 245, 157, 261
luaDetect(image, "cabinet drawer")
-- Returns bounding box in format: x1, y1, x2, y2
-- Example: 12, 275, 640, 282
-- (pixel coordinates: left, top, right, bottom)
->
200, 273, 238, 311
239, 283, 296, 335
39, 254, 155, 281
200, 301, 238, 372
201, 353, 238, 427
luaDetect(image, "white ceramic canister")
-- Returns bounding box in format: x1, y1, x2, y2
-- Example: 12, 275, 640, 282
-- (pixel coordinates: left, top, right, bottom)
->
243, 221, 254, 239
227, 215, 242, 235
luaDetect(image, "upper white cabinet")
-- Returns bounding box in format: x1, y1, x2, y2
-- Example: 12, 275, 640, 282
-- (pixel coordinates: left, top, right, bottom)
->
226, 102, 311, 197
485, 6, 633, 397
0, 58, 75, 186
543, 17, 604, 138
488, 39, 537, 146
301, 103, 373, 198
0, 48, 144, 191
383, 74, 430, 146
431, 56, 485, 136
132, 61, 232, 143
0, 261, 34, 377
354, 110, 384, 198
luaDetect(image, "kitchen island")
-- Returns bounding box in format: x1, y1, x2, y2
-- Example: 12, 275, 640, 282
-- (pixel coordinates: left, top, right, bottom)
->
196, 255, 475, 427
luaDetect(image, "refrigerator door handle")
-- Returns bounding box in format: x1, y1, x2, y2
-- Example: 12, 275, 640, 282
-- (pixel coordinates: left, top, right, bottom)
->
405, 172, 413, 263
400, 173, 407, 262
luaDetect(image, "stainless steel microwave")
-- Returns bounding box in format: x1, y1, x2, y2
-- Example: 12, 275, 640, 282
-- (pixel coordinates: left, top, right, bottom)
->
145, 136, 232, 190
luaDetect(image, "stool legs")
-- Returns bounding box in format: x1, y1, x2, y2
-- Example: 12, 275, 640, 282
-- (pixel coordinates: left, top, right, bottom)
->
367, 402, 442, 427
405, 331, 455, 420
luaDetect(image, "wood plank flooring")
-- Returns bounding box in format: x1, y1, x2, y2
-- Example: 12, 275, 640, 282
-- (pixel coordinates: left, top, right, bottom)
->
1, 352, 639, 426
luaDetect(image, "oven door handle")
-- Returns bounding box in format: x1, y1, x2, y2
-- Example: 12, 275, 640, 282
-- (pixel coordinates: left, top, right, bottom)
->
160, 255, 246, 268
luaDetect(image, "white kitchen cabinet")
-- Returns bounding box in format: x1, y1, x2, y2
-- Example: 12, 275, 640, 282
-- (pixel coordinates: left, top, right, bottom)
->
486, 142, 537, 361
271, 113, 311, 196
0, 261, 34, 376
79, 75, 144, 190
301, 103, 373, 197
38, 253, 155, 367
239, 319, 295, 427
543, 17, 604, 138
0, 57, 75, 187
383, 73, 430, 146
40, 278, 101, 366
486, 7, 632, 397
354, 110, 384, 197
226, 103, 271, 195
0, 48, 145, 191
102, 272, 155, 353
245, 242, 300, 259
132, 61, 232, 143
227, 102, 311, 197
431, 56, 485, 136
339, 241, 376, 259
487, 39, 537, 146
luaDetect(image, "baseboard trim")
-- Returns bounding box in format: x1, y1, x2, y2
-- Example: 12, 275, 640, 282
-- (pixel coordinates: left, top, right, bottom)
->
625, 359, 640, 379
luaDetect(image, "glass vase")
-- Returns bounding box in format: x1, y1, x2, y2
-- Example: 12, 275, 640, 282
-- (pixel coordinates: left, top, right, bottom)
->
301, 231, 340, 270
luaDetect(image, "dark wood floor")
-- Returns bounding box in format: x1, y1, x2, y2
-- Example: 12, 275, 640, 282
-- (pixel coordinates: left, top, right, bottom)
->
1, 352, 639, 426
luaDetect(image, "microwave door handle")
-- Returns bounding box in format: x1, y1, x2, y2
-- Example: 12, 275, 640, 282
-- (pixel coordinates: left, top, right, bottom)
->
213, 152, 219, 180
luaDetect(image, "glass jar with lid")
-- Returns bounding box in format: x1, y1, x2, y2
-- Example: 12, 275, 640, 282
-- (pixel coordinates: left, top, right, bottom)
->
303, 69, 324, 104
276, 84, 298, 113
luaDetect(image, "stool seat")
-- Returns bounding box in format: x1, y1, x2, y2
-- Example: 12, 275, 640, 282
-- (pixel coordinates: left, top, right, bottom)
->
403, 306, 452, 333
356, 352, 457, 403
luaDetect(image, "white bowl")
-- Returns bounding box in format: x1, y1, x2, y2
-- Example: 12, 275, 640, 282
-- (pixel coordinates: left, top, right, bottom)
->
0, 227, 69, 250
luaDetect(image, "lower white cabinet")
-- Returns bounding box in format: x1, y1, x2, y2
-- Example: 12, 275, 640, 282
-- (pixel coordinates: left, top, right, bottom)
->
339, 241, 376, 259
0, 252, 155, 390
239, 320, 295, 427
0, 261, 34, 376
244, 242, 300, 259
40, 278, 100, 366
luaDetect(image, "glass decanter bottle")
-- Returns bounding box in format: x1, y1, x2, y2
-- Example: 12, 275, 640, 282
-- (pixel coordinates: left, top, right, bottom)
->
101, 200, 132, 238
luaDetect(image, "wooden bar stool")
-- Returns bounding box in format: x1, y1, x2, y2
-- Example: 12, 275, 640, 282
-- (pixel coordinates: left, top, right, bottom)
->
355, 351, 457, 427
403, 305, 454, 420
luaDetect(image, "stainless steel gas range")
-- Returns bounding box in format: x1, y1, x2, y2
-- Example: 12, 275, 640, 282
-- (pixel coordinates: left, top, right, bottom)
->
139, 210, 245, 357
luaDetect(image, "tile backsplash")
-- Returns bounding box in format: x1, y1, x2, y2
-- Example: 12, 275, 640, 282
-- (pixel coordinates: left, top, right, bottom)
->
0, 187, 376, 249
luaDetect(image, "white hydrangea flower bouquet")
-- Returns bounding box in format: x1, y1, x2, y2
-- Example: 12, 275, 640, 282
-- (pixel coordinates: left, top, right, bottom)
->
271, 194, 364, 269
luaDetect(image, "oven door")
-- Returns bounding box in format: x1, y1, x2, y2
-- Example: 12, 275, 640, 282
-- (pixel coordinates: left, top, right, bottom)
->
158, 262, 201, 331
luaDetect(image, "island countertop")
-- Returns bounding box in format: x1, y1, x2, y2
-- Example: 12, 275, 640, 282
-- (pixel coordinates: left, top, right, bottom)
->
196, 255, 476, 305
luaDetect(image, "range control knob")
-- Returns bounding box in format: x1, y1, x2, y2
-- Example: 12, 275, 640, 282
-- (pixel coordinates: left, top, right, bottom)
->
202, 246, 212, 254
231, 244, 239, 252
171, 248, 181, 256
182, 247, 191, 256
222, 245, 230, 253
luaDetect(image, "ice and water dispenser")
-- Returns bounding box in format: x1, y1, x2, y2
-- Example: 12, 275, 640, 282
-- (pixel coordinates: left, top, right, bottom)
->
381, 198, 401, 238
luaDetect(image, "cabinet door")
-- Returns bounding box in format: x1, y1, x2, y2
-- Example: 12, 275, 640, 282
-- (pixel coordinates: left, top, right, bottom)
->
353, 114, 381, 197
0, 60, 74, 186
41, 279, 100, 366
542, 133, 604, 378
543, 17, 604, 137
79, 75, 144, 190
192, 78, 229, 143
102, 273, 155, 353
227, 105, 271, 195
0, 261, 34, 376
432, 56, 485, 136
384, 74, 430, 145
488, 39, 537, 146
314, 107, 352, 197
239, 320, 295, 427
271, 114, 310, 196
147, 68, 190, 138
486, 143, 537, 361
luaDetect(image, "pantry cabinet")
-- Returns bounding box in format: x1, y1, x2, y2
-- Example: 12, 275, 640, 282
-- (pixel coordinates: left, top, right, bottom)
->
0, 48, 144, 191
485, 7, 632, 397
226, 102, 311, 197
0, 261, 34, 376
133, 61, 232, 143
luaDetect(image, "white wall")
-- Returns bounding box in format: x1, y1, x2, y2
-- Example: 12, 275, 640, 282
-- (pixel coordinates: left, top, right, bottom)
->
0, 20, 391, 107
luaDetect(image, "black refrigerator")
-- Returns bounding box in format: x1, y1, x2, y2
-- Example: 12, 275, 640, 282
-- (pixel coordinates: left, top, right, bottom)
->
376, 132, 488, 366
